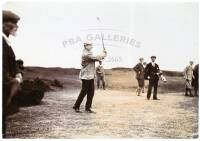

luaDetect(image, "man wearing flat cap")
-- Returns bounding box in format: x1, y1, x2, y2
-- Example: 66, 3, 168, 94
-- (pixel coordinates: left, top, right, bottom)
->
144, 56, 162, 100
133, 57, 145, 96
96, 61, 106, 90
2, 10, 23, 137
73, 41, 107, 113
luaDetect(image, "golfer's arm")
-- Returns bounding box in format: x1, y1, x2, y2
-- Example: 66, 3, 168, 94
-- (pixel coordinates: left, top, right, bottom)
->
87, 52, 107, 61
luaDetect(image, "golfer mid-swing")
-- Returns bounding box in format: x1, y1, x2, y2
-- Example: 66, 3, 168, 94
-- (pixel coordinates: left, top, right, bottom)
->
73, 41, 107, 113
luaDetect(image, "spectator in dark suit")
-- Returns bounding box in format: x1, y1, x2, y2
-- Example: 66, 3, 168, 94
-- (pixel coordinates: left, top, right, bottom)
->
145, 56, 162, 100
192, 64, 199, 97
2, 10, 22, 138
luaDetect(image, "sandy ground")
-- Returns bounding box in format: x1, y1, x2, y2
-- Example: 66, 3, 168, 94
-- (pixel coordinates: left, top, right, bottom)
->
6, 89, 198, 139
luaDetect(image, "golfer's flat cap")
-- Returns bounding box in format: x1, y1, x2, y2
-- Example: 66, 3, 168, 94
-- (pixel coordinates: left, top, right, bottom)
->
3, 10, 20, 24
139, 57, 144, 60
84, 41, 92, 46
151, 56, 156, 58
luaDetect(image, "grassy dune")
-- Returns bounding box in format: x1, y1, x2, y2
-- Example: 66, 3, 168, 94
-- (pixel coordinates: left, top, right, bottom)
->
23, 67, 185, 93
104, 68, 185, 93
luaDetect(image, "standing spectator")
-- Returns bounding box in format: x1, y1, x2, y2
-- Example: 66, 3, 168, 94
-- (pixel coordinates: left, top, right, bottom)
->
2, 10, 23, 138
184, 61, 194, 97
192, 64, 199, 97
145, 56, 162, 100
133, 57, 145, 96
96, 61, 106, 90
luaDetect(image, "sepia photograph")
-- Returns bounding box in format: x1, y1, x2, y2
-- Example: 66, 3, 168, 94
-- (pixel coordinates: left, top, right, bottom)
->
1, 0, 199, 139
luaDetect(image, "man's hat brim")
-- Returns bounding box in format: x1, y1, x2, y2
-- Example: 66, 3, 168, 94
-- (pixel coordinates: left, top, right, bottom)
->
84, 43, 92, 46
84, 42, 92, 46
151, 56, 156, 58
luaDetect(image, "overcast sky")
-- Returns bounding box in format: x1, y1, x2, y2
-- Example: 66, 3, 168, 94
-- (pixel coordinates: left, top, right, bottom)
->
3, 1, 199, 71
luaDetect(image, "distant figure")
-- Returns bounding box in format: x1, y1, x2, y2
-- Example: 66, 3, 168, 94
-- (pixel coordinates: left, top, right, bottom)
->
192, 64, 199, 97
73, 41, 107, 113
96, 61, 106, 90
133, 57, 145, 96
145, 56, 162, 100
184, 61, 194, 97
2, 10, 23, 138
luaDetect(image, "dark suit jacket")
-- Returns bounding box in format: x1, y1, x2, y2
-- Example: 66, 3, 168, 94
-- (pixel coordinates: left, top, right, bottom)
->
192, 64, 199, 88
144, 62, 160, 81
133, 63, 145, 79
3, 36, 17, 83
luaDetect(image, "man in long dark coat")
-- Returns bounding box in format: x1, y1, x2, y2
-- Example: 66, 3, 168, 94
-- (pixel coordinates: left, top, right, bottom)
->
2, 10, 22, 138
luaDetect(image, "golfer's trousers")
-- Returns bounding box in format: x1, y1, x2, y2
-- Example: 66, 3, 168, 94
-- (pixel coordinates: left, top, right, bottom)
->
74, 79, 94, 110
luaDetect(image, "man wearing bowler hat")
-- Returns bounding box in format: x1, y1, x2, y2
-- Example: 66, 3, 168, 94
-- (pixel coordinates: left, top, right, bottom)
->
145, 56, 162, 100
73, 41, 107, 113
2, 10, 23, 137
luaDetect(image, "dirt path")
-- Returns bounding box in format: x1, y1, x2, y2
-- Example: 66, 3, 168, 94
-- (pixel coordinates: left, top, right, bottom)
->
6, 89, 198, 139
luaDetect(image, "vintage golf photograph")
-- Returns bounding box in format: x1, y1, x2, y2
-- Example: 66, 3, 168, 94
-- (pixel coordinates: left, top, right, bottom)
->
1, 0, 199, 139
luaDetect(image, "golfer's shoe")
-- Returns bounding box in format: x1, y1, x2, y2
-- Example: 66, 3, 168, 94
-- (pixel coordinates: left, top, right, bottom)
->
73, 106, 81, 113
153, 98, 160, 100
85, 109, 96, 113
